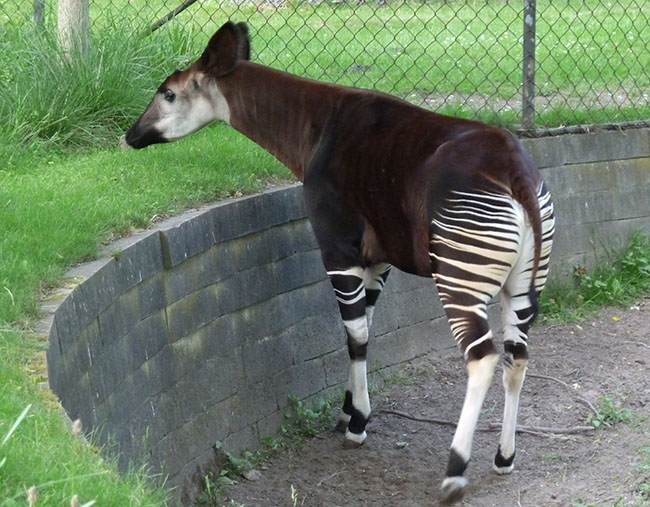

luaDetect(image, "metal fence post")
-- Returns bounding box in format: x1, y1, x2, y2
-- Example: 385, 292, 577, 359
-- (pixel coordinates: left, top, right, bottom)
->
522, 0, 536, 130
34, 0, 44, 26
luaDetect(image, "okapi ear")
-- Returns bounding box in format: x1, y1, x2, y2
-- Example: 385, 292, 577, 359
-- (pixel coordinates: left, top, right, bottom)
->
200, 21, 243, 77
236, 22, 250, 61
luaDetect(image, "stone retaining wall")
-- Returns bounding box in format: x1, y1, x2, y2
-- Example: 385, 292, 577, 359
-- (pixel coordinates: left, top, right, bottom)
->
42, 129, 650, 502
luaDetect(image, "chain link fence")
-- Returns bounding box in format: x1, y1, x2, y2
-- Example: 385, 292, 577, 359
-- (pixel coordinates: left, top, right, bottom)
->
2, 0, 649, 134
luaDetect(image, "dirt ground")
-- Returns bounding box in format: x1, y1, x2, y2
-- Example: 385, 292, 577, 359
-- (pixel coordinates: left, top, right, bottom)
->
220, 299, 650, 507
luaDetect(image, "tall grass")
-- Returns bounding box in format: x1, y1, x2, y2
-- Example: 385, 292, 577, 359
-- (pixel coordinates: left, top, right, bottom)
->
0, 22, 198, 159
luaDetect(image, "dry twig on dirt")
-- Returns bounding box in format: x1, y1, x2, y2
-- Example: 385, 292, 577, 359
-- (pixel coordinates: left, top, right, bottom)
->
622, 340, 650, 349
378, 409, 595, 437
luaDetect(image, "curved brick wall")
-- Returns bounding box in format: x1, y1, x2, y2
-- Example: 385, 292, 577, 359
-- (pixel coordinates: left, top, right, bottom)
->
42, 128, 650, 502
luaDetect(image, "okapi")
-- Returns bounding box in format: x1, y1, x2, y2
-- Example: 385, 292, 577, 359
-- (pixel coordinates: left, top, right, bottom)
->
125, 21, 555, 503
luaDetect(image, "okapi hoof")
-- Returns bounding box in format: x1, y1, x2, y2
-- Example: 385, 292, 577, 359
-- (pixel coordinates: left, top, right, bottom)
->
342, 430, 366, 449
492, 446, 515, 475
439, 476, 467, 505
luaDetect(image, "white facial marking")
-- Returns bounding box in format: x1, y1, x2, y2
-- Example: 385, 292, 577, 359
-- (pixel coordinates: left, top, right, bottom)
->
152, 75, 230, 141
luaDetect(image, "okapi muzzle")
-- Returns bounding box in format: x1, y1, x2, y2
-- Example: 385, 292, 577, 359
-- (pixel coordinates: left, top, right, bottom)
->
125, 90, 176, 149
124, 117, 168, 149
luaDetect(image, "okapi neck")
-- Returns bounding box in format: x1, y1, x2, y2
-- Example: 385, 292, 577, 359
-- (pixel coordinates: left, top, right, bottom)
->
218, 61, 344, 181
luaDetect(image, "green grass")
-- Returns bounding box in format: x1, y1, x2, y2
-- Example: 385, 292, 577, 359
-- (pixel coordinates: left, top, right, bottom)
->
0, 329, 168, 505
586, 395, 633, 429
0, 127, 288, 504
540, 232, 650, 322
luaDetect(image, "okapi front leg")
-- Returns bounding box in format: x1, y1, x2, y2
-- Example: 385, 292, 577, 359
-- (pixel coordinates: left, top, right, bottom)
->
327, 267, 371, 447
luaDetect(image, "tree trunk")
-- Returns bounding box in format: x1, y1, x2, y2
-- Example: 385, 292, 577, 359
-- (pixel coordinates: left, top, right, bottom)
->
57, 0, 89, 56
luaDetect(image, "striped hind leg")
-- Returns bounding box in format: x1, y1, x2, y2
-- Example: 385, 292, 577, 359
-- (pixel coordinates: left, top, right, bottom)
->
430, 189, 523, 502
433, 265, 512, 502
495, 184, 555, 474
438, 303, 501, 503
330, 263, 391, 446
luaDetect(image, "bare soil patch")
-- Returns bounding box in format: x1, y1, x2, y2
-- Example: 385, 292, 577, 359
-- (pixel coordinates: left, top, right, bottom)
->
220, 299, 650, 506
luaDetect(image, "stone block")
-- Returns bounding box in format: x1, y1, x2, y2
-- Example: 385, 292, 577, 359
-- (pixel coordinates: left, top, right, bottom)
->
203, 394, 243, 442
123, 311, 170, 372
370, 318, 445, 371
235, 290, 307, 342
372, 292, 401, 337
96, 348, 136, 404
552, 190, 615, 227
60, 371, 93, 426
242, 331, 296, 385
166, 286, 218, 342
256, 410, 285, 441
543, 161, 616, 197
162, 258, 200, 305
111, 231, 165, 291
563, 129, 650, 165
229, 219, 318, 273
198, 313, 246, 362
97, 288, 141, 347
53, 290, 93, 354
291, 311, 344, 363
221, 424, 261, 456
141, 346, 177, 395
152, 434, 183, 478
272, 358, 327, 403
321, 347, 349, 387
138, 273, 168, 319
522, 135, 566, 169
231, 262, 279, 308
395, 285, 439, 329
612, 188, 650, 221
45, 323, 62, 391
60, 258, 117, 335
160, 209, 217, 269
63, 321, 100, 385
613, 157, 650, 189
208, 185, 305, 244
236, 381, 280, 428
271, 249, 325, 294
389, 268, 429, 293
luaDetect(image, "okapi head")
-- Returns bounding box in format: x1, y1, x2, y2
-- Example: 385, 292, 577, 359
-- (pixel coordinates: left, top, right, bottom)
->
125, 21, 250, 149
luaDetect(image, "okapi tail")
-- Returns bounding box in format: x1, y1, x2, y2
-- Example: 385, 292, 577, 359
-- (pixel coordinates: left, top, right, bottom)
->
510, 153, 543, 322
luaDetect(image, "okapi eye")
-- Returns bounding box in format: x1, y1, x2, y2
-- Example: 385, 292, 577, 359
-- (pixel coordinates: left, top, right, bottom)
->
164, 90, 176, 103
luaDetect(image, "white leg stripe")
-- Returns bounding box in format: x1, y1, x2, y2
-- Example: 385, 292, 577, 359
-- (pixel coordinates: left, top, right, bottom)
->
463, 330, 493, 359
349, 360, 370, 417
327, 268, 364, 278
344, 316, 368, 342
